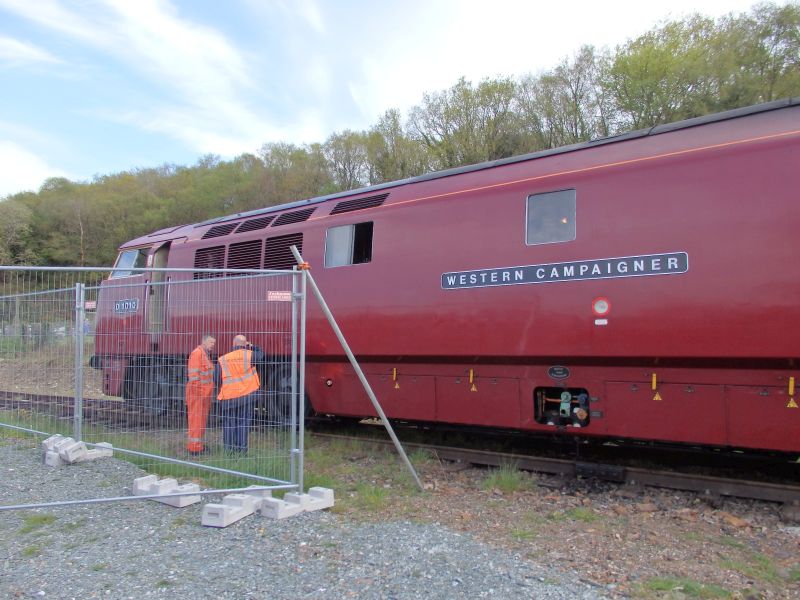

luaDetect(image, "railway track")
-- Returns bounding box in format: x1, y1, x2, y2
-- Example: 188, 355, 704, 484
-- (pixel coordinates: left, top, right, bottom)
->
3, 389, 799, 504
312, 431, 800, 505
0, 390, 178, 429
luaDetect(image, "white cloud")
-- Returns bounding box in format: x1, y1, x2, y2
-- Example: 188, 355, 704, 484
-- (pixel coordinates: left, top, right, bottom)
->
0, 0, 286, 154
0, 140, 69, 197
0, 35, 62, 67
296, 0, 325, 34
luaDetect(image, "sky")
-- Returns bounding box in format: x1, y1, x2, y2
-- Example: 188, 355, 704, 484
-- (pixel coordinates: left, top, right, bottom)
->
0, 0, 768, 198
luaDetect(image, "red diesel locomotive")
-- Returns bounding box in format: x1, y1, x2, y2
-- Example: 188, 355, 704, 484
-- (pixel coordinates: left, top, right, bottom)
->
93, 99, 800, 454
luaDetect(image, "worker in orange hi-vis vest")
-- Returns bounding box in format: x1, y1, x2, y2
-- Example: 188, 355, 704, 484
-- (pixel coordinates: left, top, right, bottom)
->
214, 334, 265, 454
185, 334, 216, 456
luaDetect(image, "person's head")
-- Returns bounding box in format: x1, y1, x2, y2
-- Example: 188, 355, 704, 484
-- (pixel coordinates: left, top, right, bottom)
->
232, 334, 249, 349
201, 335, 216, 352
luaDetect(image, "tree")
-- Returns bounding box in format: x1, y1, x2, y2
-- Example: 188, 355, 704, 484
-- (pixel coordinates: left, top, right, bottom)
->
323, 130, 370, 191
409, 76, 522, 169
259, 142, 335, 203
517, 46, 612, 150
365, 109, 431, 184
0, 200, 37, 264
605, 16, 717, 129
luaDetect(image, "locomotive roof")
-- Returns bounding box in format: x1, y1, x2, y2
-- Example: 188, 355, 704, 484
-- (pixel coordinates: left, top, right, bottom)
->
125, 97, 798, 247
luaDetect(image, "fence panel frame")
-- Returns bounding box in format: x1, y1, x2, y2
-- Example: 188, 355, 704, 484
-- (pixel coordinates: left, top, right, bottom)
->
0, 265, 307, 511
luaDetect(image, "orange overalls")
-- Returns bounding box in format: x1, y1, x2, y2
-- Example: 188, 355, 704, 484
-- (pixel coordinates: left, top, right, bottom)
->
186, 345, 214, 452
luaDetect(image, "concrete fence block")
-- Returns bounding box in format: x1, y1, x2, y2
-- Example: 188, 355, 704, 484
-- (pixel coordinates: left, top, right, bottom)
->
96, 442, 113, 453
156, 483, 202, 508
258, 487, 335, 520
132, 475, 159, 495
308, 487, 335, 510
52, 437, 76, 453
241, 486, 273, 501
257, 496, 304, 520
131, 475, 201, 507
78, 442, 114, 463
201, 494, 258, 528
41, 434, 66, 453
44, 450, 64, 467
151, 478, 179, 495
59, 441, 89, 463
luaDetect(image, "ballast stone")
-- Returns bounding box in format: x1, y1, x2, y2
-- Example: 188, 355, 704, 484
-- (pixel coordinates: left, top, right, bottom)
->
132, 474, 201, 507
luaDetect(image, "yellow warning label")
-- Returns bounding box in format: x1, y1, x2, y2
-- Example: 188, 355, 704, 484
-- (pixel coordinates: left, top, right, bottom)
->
788, 398, 798, 408
470, 384, 477, 392
394, 382, 400, 390
653, 392, 662, 401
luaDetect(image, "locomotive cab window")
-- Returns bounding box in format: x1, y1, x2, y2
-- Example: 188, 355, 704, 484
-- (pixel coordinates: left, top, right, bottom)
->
526, 189, 576, 245
325, 222, 374, 267
111, 248, 149, 278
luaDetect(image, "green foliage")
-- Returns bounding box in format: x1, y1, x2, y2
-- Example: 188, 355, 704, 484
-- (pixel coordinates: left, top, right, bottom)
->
3, 3, 797, 268
640, 577, 731, 598
21, 545, 42, 557
482, 463, 533, 493
720, 552, 781, 583
20, 513, 57, 534
354, 482, 389, 512
547, 507, 601, 523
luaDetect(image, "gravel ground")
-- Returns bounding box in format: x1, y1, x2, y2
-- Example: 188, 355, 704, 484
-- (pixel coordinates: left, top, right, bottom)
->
0, 442, 606, 600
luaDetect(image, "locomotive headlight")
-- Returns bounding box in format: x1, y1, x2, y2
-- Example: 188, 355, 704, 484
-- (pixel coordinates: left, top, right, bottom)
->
592, 297, 611, 317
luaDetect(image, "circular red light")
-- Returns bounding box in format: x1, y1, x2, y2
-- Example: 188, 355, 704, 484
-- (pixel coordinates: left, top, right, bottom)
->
592, 297, 611, 316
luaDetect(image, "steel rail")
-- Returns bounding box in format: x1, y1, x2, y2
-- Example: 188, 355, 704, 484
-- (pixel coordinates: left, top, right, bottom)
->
312, 433, 800, 504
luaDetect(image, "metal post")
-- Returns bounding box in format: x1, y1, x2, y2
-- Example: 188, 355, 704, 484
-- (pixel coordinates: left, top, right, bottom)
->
298, 269, 307, 493
290, 270, 299, 486
73, 282, 85, 441
289, 246, 423, 490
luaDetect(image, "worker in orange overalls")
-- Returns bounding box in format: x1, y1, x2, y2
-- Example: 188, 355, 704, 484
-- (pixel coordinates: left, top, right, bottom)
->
214, 334, 265, 454
185, 334, 216, 456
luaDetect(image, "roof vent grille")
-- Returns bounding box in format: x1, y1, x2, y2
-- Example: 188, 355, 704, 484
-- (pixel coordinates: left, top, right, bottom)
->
330, 193, 389, 215
235, 216, 274, 233
201, 223, 237, 239
272, 208, 315, 227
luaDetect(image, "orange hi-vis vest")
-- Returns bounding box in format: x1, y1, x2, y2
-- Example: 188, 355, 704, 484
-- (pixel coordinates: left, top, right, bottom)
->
187, 346, 214, 386
217, 348, 260, 400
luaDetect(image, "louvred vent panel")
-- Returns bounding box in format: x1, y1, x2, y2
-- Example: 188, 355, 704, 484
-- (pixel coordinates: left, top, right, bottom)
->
201, 223, 237, 239
235, 216, 274, 233
272, 208, 315, 227
193, 246, 225, 279
263, 233, 303, 270
330, 193, 389, 215
226, 240, 263, 274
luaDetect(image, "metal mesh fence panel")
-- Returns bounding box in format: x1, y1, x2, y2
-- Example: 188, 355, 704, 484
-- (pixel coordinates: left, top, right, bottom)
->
0, 266, 304, 505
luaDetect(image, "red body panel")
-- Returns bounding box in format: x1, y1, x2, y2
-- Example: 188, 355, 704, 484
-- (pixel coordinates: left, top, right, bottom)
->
95, 102, 800, 453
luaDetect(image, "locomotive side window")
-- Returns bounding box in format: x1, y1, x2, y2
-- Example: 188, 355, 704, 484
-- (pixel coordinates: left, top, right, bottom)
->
526, 189, 576, 245
325, 222, 374, 267
111, 248, 148, 278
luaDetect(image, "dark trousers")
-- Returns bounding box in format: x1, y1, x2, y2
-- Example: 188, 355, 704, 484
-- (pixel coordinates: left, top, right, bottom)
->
220, 392, 256, 454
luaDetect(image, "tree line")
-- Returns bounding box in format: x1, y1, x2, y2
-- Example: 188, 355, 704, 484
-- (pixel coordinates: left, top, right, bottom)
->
1, 2, 797, 267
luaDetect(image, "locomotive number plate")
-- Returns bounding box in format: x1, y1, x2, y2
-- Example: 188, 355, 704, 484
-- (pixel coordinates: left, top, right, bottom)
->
113, 298, 139, 314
